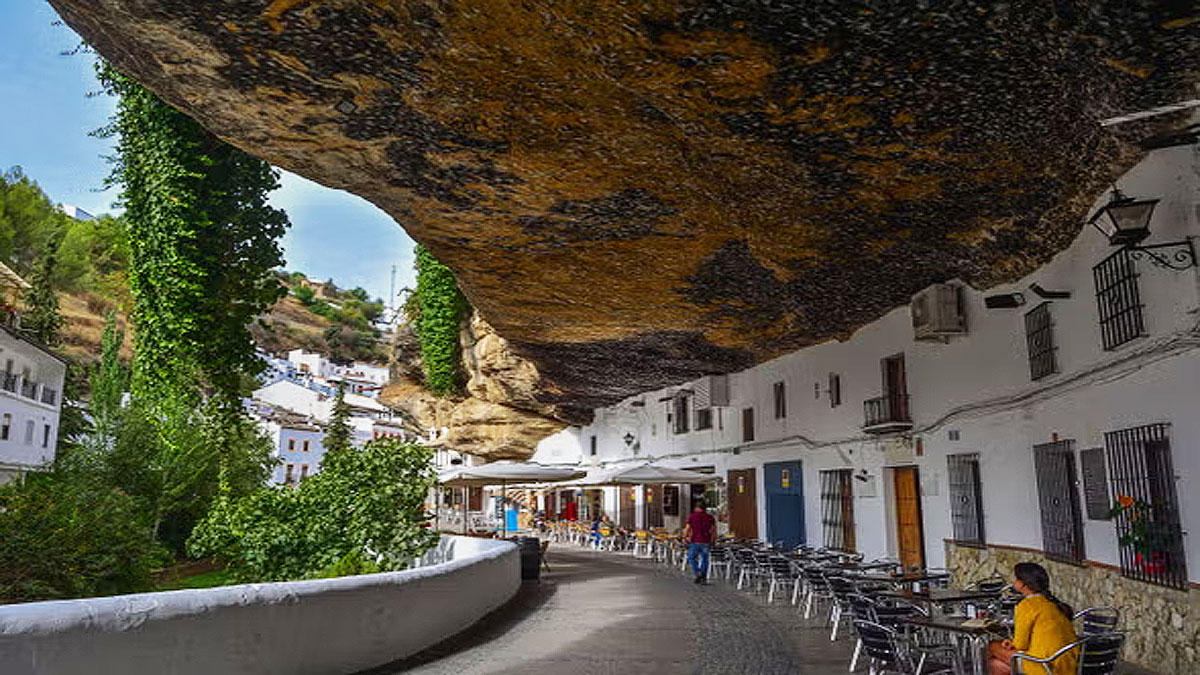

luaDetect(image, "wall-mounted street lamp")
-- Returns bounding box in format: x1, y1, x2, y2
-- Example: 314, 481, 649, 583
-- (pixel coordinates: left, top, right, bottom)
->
1089, 188, 1197, 270
623, 432, 635, 447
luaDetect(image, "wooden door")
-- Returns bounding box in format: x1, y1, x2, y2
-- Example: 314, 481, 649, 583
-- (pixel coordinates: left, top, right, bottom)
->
643, 484, 664, 528
882, 354, 909, 421
727, 468, 759, 539
467, 487, 483, 511
893, 467, 926, 570
619, 485, 636, 528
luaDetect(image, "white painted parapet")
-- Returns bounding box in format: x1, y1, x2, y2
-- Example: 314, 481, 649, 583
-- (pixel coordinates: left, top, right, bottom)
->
0, 535, 520, 675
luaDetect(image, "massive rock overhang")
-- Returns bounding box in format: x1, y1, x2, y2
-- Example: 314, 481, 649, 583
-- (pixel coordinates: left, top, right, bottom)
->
50, 0, 1200, 424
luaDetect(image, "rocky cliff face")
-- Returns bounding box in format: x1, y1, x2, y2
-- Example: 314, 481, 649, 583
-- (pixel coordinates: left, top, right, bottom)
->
381, 313, 565, 460
51, 0, 1200, 426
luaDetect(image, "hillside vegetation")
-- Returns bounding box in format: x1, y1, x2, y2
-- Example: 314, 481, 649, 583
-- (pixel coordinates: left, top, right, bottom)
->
0, 167, 388, 366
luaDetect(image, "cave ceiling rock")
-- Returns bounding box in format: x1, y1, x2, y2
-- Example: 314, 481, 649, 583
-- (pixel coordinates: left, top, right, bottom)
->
50, 0, 1200, 425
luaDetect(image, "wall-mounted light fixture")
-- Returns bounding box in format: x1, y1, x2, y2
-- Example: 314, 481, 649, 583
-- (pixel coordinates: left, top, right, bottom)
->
623, 432, 635, 447
984, 292, 1026, 309
1089, 187, 1197, 270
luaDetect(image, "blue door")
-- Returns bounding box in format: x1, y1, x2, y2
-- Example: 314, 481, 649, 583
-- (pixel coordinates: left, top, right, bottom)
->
764, 461, 805, 549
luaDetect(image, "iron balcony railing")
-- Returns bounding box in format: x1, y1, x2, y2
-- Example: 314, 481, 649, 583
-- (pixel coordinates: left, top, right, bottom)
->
20, 380, 37, 400
1, 371, 16, 393
863, 394, 911, 430
40, 387, 57, 406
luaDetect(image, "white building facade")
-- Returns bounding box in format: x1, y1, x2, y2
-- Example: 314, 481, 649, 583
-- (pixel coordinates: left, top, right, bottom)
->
0, 325, 66, 482
536, 143, 1200, 672
260, 416, 326, 486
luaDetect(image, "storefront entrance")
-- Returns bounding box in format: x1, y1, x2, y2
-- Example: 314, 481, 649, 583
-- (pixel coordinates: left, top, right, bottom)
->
764, 460, 804, 549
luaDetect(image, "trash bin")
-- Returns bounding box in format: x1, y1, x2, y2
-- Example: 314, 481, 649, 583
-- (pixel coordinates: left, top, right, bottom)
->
512, 536, 541, 580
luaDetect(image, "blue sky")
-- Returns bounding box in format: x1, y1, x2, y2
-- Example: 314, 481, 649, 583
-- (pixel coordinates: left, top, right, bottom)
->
0, 2, 416, 306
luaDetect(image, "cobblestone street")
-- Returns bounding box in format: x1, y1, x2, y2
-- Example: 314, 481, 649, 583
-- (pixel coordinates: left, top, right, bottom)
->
376, 546, 867, 674
372, 545, 1159, 675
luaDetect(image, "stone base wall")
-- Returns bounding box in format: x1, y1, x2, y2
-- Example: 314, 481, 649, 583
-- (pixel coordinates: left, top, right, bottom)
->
946, 542, 1198, 674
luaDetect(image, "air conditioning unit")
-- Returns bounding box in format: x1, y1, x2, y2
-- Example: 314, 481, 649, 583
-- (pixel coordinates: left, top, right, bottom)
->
911, 284, 966, 342
693, 374, 730, 408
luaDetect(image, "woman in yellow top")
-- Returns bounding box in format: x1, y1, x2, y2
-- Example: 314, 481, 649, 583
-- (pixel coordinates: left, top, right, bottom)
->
987, 562, 1078, 674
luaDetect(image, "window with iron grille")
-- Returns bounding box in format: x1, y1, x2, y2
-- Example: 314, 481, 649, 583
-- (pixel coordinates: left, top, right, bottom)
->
1093, 248, 1145, 350
1024, 302, 1057, 380
1032, 440, 1086, 563
1105, 423, 1188, 589
672, 395, 690, 434
773, 381, 786, 419
742, 407, 755, 442
947, 453, 985, 545
820, 469, 856, 551
695, 407, 713, 430
589, 435, 597, 456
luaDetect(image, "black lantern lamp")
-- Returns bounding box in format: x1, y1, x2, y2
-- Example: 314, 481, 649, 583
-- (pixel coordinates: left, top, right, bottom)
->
623, 432, 635, 447
1089, 187, 1196, 270
1089, 187, 1157, 247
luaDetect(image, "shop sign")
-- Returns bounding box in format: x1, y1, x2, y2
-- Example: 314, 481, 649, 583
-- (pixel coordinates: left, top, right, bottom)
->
781, 469, 791, 488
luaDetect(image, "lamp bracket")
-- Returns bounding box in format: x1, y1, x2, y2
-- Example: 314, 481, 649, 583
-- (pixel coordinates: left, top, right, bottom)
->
1126, 239, 1198, 271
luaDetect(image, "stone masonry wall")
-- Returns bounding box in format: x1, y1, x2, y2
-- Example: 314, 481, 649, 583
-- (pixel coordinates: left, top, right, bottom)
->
946, 542, 1199, 674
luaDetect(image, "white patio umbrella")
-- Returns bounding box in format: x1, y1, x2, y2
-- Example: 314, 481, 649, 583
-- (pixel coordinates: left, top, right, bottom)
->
438, 462, 587, 537
559, 463, 721, 487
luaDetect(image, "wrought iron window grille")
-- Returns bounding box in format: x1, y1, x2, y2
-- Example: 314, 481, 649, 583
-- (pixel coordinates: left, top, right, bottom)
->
1033, 439, 1087, 564
1024, 302, 1058, 381
1092, 248, 1146, 351
820, 469, 855, 551
948, 453, 985, 545
1104, 423, 1187, 589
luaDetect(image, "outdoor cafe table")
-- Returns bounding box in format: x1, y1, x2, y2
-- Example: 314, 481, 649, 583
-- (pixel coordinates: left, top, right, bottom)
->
827, 560, 899, 573
877, 588, 1001, 606
902, 615, 1008, 675
855, 571, 951, 591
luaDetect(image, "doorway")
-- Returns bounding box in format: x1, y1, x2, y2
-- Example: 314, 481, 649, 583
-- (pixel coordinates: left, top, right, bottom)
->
619, 485, 636, 529
727, 468, 759, 539
892, 466, 926, 570
643, 484, 664, 528
882, 354, 909, 421
764, 460, 805, 548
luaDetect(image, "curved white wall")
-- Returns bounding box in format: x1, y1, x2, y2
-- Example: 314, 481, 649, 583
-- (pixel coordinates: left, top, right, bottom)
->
0, 535, 519, 675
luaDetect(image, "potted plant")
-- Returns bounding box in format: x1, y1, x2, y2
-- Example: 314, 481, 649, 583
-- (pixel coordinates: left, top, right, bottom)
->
1107, 495, 1172, 573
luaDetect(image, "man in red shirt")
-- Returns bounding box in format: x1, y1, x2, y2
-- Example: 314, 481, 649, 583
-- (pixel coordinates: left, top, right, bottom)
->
683, 501, 717, 584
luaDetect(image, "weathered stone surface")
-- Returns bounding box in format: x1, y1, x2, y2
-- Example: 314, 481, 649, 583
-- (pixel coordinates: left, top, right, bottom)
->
381, 312, 565, 458
49, 0, 1200, 420
948, 542, 1199, 674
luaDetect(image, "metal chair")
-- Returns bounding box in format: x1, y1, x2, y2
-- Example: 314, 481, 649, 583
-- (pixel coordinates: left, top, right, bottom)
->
802, 566, 836, 620
766, 558, 799, 604
1073, 606, 1120, 635
1011, 632, 1125, 675
827, 575, 860, 641
847, 593, 878, 672
853, 620, 956, 675
709, 546, 733, 581
632, 530, 652, 558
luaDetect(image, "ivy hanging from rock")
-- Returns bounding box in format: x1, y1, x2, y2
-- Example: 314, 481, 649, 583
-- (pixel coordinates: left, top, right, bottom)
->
414, 244, 468, 397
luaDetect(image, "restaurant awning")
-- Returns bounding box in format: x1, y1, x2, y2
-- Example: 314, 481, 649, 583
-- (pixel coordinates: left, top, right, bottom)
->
437, 462, 587, 487
554, 463, 721, 487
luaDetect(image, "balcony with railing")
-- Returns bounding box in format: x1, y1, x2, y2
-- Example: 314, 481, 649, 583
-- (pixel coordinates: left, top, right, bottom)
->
862, 393, 913, 434
1, 371, 16, 393
19, 379, 37, 400
40, 386, 57, 406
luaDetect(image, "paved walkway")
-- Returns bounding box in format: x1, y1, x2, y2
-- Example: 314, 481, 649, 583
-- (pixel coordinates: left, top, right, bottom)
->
372, 546, 858, 674
369, 546, 1157, 675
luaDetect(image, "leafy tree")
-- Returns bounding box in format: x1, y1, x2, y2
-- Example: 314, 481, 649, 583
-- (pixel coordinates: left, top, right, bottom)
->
90, 311, 128, 429
414, 244, 468, 396
189, 437, 438, 581
293, 284, 316, 305
96, 62, 289, 407
323, 381, 353, 461
21, 229, 64, 347
0, 470, 161, 601
0, 167, 65, 273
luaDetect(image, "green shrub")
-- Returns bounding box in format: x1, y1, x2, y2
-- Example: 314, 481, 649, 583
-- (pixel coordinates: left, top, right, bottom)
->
0, 471, 162, 601
189, 438, 439, 581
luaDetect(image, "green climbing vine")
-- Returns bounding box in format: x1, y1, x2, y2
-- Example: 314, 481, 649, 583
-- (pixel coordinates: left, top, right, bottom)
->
414, 244, 468, 396
95, 61, 289, 407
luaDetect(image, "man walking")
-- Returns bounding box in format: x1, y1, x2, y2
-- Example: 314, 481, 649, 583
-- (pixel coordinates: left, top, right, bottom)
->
684, 501, 716, 584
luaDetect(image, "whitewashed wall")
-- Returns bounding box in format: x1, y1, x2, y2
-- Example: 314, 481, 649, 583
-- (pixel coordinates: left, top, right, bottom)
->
539, 143, 1200, 580
0, 328, 65, 477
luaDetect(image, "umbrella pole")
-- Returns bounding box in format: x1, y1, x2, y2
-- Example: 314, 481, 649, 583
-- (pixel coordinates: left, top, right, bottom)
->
502, 480, 508, 538
462, 487, 468, 535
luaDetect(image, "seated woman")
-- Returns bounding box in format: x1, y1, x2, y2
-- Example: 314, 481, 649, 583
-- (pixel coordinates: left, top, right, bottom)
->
987, 562, 1078, 675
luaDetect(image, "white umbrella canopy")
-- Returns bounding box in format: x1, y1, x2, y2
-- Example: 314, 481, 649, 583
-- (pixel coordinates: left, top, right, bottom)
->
438, 462, 587, 487
559, 463, 721, 487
